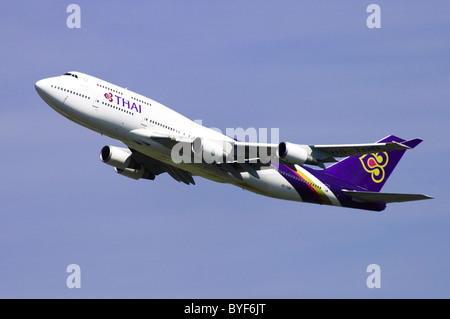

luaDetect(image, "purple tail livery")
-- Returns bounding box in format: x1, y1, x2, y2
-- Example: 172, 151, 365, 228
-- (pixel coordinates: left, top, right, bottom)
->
275, 135, 431, 212
325, 135, 421, 192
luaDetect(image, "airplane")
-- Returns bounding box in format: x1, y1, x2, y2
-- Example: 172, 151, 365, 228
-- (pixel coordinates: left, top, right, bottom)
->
35, 71, 432, 212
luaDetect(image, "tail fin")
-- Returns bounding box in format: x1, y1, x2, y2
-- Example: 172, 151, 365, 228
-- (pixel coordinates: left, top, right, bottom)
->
324, 135, 422, 192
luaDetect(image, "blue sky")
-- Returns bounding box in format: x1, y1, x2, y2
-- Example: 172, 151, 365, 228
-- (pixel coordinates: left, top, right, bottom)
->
0, 1, 449, 298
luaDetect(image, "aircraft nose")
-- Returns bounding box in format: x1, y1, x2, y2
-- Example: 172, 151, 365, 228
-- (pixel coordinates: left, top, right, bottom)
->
35, 79, 46, 94
35, 78, 53, 100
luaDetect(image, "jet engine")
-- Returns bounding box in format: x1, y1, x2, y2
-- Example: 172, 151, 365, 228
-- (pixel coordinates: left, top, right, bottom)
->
191, 137, 229, 163
277, 142, 318, 166
100, 145, 154, 180
100, 145, 135, 169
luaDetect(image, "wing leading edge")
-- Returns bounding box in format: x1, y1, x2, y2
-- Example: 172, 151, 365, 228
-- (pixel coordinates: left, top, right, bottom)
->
310, 140, 417, 159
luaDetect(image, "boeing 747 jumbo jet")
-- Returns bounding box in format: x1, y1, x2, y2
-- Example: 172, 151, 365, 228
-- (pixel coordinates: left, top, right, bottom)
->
35, 71, 432, 211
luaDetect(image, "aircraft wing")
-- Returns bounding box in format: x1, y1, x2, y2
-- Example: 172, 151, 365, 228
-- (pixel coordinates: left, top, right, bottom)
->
277, 138, 421, 167
129, 129, 278, 180
342, 190, 433, 203
309, 140, 414, 159
126, 146, 195, 185
226, 140, 414, 166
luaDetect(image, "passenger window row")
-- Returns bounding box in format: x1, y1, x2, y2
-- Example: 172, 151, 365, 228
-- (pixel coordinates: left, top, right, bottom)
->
101, 101, 134, 115
131, 96, 151, 106
97, 83, 122, 96
149, 119, 180, 134
51, 85, 90, 99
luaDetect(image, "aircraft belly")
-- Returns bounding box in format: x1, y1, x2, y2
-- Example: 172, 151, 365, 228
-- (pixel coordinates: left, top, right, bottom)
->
275, 162, 341, 207
240, 168, 302, 201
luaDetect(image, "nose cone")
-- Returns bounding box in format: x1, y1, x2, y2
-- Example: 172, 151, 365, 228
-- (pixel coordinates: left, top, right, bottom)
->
35, 79, 47, 97
35, 78, 57, 109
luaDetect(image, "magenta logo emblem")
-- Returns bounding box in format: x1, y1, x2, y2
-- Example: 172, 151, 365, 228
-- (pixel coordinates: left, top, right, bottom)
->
104, 92, 113, 102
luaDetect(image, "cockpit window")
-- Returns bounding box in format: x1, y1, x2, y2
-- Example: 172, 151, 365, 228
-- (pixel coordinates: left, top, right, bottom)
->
63, 72, 78, 79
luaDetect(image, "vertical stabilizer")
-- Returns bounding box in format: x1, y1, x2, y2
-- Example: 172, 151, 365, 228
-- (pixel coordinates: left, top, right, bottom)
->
324, 135, 422, 192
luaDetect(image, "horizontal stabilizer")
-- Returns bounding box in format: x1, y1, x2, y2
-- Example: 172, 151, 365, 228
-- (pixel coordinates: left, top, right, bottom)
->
342, 190, 433, 203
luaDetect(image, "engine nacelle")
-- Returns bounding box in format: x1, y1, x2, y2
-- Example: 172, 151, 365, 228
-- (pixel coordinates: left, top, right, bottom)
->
100, 146, 155, 180
277, 142, 317, 165
100, 146, 134, 169
192, 137, 228, 163
114, 167, 155, 180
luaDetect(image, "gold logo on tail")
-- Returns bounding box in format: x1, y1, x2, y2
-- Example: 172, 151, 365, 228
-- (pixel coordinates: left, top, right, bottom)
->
359, 152, 389, 183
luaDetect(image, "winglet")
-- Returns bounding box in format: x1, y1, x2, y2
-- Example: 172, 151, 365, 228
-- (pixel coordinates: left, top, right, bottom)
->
401, 138, 422, 149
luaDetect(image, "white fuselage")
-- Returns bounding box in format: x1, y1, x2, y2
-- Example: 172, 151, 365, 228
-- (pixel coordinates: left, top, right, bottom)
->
35, 72, 304, 202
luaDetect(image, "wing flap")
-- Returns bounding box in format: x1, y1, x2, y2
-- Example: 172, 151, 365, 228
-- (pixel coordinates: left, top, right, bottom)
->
342, 190, 433, 203
165, 165, 195, 185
